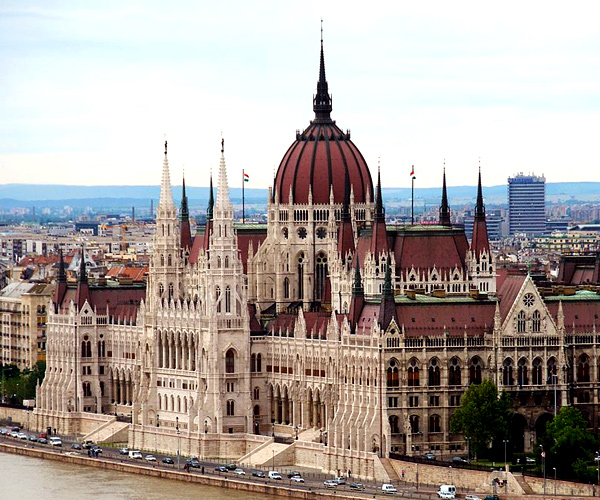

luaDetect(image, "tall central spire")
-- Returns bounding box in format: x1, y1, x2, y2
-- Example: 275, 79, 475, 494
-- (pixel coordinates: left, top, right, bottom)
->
159, 139, 174, 208
474, 163, 485, 220
313, 20, 332, 122
439, 166, 451, 226
216, 138, 232, 211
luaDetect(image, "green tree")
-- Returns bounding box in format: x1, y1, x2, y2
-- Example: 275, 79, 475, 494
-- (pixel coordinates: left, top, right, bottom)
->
450, 379, 512, 458
542, 406, 597, 478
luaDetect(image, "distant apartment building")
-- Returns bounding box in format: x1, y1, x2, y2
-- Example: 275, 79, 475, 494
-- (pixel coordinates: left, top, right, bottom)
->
533, 231, 600, 255
508, 173, 546, 236
0, 282, 53, 369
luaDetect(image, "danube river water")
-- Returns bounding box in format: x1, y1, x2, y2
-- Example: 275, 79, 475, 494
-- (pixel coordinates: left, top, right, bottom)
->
0, 452, 276, 500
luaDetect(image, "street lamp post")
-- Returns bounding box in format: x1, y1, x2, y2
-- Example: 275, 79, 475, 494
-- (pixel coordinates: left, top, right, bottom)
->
272, 449, 275, 472
176, 416, 180, 469
540, 444, 546, 495
553, 467, 557, 495
596, 452, 600, 486
503, 439, 509, 470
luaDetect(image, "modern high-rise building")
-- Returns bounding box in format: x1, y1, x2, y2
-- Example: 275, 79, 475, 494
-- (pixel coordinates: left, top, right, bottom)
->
508, 173, 546, 235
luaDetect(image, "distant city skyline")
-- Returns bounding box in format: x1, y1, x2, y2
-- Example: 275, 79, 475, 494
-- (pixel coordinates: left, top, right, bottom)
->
1, 2, 599, 188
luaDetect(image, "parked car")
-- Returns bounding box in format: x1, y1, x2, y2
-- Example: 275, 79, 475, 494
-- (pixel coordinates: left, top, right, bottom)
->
233, 468, 245, 475
119, 447, 130, 455
37, 438, 47, 444
382, 483, 398, 494
162, 457, 174, 465
251, 470, 265, 478
333, 477, 346, 485
145, 454, 157, 462
424, 452, 436, 460
128, 450, 143, 459
323, 480, 337, 488
350, 483, 365, 490
451, 456, 469, 465
287, 471, 302, 478
291, 475, 304, 483
49, 437, 62, 447
186, 458, 201, 468
17, 432, 27, 440
28, 435, 37, 442
268, 471, 282, 480
215, 465, 228, 472
225, 463, 237, 471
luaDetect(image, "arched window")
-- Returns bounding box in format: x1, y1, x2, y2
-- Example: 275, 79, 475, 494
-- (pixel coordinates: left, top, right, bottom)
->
251, 353, 256, 372
283, 278, 290, 299
160, 255, 165, 266
449, 357, 461, 386
547, 357, 557, 383
410, 415, 420, 433
216, 286, 221, 313
253, 405, 260, 417
532, 357, 542, 385
257, 353, 262, 372
469, 357, 482, 385
315, 252, 328, 301
518, 358, 529, 387
503, 358, 514, 386
429, 414, 441, 433
517, 311, 526, 333
408, 359, 420, 387
428, 358, 440, 387
226, 349, 235, 374
168, 283, 174, 300
158, 283, 164, 296
532, 310, 541, 333
225, 256, 229, 268
167, 254, 172, 267
389, 415, 400, 434
387, 360, 399, 387
81, 340, 92, 358
225, 286, 231, 313
226, 400, 235, 416
83, 382, 92, 397
578, 354, 590, 383
297, 253, 304, 299
253, 387, 260, 400
217, 256, 221, 268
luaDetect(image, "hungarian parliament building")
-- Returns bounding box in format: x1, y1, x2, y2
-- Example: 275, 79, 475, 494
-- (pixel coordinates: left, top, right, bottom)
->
33, 40, 600, 479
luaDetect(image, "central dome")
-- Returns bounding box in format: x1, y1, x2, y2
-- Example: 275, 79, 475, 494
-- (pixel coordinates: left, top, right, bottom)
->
274, 41, 373, 206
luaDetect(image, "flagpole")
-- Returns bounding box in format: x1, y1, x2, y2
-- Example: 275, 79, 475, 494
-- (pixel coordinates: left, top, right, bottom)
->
411, 165, 415, 225
242, 169, 245, 224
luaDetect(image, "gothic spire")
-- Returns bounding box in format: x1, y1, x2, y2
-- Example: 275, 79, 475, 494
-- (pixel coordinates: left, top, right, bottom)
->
207, 172, 214, 221
57, 248, 66, 283
337, 165, 355, 260
353, 256, 363, 295
179, 174, 192, 250
475, 163, 485, 220
179, 175, 189, 221
216, 138, 232, 211
349, 256, 365, 332
471, 163, 490, 256
78, 246, 87, 284
313, 21, 332, 122
159, 139, 174, 208
75, 245, 90, 310
439, 165, 451, 226
379, 257, 398, 330
375, 163, 384, 222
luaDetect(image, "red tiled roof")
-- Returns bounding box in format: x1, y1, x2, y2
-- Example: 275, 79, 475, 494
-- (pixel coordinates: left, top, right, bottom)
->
58, 286, 146, 321
497, 275, 526, 322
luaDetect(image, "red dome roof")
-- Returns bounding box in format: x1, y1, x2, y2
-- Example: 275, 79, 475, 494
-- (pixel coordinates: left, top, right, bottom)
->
274, 40, 373, 206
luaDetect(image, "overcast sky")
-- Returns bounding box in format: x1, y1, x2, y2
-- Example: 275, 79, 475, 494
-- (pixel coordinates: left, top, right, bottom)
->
1, 1, 599, 190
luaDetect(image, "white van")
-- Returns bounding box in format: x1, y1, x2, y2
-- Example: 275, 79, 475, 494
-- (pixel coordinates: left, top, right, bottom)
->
268, 470, 282, 480
49, 436, 62, 447
382, 483, 397, 494
437, 484, 456, 499
128, 450, 143, 459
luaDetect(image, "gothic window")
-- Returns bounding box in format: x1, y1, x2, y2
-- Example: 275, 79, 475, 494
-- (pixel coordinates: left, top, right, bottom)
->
428, 358, 440, 387
503, 358, 514, 386
532, 310, 541, 333
532, 357, 542, 385
161, 224, 165, 236
517, 311, 526, 333
253, 387, 260, 400
449, 357, 461, 386
547, 357, 557, 382
160, 254, 164, 266
410, 415, 419, 433
282, 227, 288, 239
407, 359, 420, 387
167, 254, 172, 266
429, 414, 441, 433
225, 349, 235, 374
469, 357, 482, 385
297, 227, 307, 239
297, 253, 304, 300
316, 227, 326, 239
225, 286, 231, 313
284, 278, 290, 299
251, 353, 256, 372
523, 293, 535, 307
217, 256, 221, 268
82, 382, 92, 397
315, 253, 328, 301
226, 400, 235, 416
389, 415, 400, 434
158, 283, 164, 296
386, 359, 399, 387
577, 354, 590, 383
256, 353, 262, 372
168, 283, 174, 300
216, 286, 221, 313
81, 340, 92, 358
225, 256, 229, 268
518, 358, 529, 386
253, 405, 260, 417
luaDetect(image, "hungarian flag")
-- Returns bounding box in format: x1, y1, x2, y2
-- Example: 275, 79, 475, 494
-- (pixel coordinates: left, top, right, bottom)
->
244, 172, 249, 182
409, 165, 415, 177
